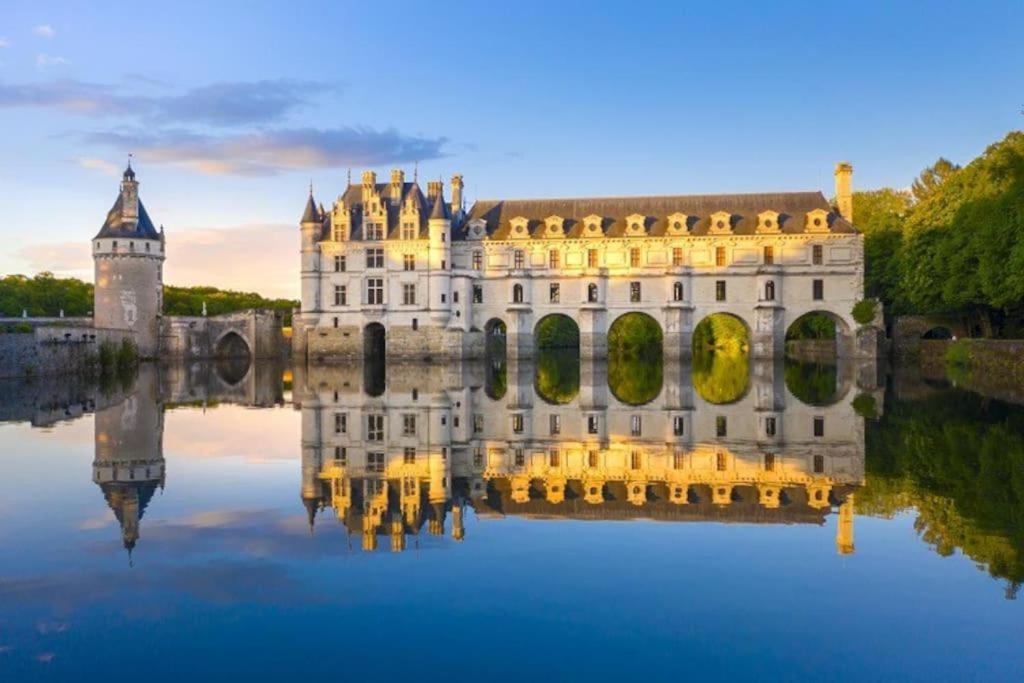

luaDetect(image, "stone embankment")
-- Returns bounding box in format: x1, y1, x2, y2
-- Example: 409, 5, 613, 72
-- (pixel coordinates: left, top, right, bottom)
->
918, 339, 1024, 405
0, 325, 134, 379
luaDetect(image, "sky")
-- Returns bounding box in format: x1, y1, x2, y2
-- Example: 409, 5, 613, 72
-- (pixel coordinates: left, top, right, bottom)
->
0, 0, 1021, 299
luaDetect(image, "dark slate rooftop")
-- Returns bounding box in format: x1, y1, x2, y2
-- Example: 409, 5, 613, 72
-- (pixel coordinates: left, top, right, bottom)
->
319, 181, 450, 241
94, 193, 162, 240
457, 191, 854, 240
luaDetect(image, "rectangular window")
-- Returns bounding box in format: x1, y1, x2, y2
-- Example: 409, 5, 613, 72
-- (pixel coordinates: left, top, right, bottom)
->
763, 246, 774, 265
673, 451, 686, 470
472, 285, 483, 303
472, 251, 483, 270
335, 446, 347, 465
367, 278, 384, 304
515, 448, 525, 467
813, 416, 825, 437
672, 247, 684, 266
333, 317, 338, 328
587, 415, 599, 434
401, 222, 416, 240
813, 279, 824, 300
367, 414, 384, 441
512, 414, 524, 434
812, 244, 823, 265
587, 284, 599, 303
673, 416, 685, 436
715, 280, 726, 302
366, 248, 384, 269
549, 250, 560, 269
367, 451, 385, 473
473, 414, 484, 434
588, 451, 599, 468
549, 283, 560, 303
412, 318, 418, 331
366, 223, 383, 241
588, 249, 598, 268
716, 246, 726, 266
630, 248, 641, 267
814, 454, 825, 473
631, 415, 642, 437
630, 451, 642, 470
403, 447, 416, 464
441, 293, 446, 303
474, 449, 484, 468
549, 449, 560, 467
453, 291, 459, 304
402, 283, 416, 306
716, 452, 727, 471
766, 416, 776, 437
549, 414, 561, 435
335, 413, 347, 434
334, 254, 346, 272
764, 453, 775, 472
630, 281, 641, 303
513, 250, 525, 269
402, 414, 416, 436
334, 285, 347, 307
403, 254, 415, 271
716, 416, 727, 437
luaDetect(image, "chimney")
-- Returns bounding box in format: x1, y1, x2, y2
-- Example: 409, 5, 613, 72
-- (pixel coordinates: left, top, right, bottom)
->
450, 174, 464, 215
427, 180, 442, 201
390, 169, 404, 203
361, 170, 377, 203
834, 162, 853, 223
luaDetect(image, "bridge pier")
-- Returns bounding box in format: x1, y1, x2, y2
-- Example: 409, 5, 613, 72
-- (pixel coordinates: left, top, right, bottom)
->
662, 304, 693, 359
579, 305, 607, 360
752, 304, 785, 359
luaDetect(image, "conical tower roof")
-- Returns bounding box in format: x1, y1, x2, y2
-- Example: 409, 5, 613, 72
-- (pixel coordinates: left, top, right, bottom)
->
301, 194, 320, 224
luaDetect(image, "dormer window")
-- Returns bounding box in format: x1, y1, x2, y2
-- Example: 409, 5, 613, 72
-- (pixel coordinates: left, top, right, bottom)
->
510, 216, 530, 239
467, 219, 487, 240
757, 211, 781, 234
806, 209, 831, 233
709, 211, 733, 235
400, 221, 417, 240
625, 214, 647, 236
582, 214, 603, 236
666, 213, 690, 236
365, 222, 384, 240
545, 215, 565, 238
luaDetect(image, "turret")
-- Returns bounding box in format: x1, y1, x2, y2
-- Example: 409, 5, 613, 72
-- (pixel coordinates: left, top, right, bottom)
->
297, 190, 323, 346
428, 182, 452, 323
834, 162, 853, 223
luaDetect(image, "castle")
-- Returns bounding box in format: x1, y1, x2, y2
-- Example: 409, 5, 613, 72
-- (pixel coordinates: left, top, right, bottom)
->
293, 164, 877, 362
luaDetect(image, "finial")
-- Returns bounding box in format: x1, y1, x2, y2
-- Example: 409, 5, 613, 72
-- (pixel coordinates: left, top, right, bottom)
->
127, 152, 133, 169
347, 168, 352, 185
309, 179, 313, 196
413, 161, 418, 183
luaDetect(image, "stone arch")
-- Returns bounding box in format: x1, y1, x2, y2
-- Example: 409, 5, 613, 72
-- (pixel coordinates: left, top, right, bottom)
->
484, 318, 507, 337
607, 312, 664, 406
785, 310, 852, 357
608, 311, 664, 355
363, 322, 386, 360
214, 330, 251, 358
533, 313, 580, 351
922, 326, 954, 339
691, 312, 750, 405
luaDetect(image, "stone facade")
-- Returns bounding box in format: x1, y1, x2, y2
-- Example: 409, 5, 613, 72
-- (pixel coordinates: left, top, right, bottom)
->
0, 325, 134, 379
294, 164, 874, 362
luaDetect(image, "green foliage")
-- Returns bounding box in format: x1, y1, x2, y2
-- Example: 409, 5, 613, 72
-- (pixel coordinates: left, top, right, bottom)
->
534, 348, 580, 404
535, 315, 579, 349
852, 300, 878, 325
852, 393, 878, 419
608, 313, 663, 356
163, 285, 298, 326
693, 314, 748, 352
116, 338, 138, 371
911, 157, 961, 204
608, 354, 663, 405
945, 339, 973, 368
97, 341, 117, 375
786, 313, 837, 341
784, 359, 839, 405
2, 322, 34, 334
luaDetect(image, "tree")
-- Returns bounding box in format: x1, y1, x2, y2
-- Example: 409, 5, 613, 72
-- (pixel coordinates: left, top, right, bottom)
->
911, 157, 961, 203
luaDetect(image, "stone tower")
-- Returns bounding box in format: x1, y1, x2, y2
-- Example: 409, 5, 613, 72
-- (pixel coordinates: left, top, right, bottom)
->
93, 163, 166, 357
834, 162, 854, 223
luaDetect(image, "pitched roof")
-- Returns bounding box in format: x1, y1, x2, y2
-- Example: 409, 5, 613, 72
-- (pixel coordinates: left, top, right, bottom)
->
324, 181, 439, 240
301, 194, 319, 224
94, 193, 161, 240
457, 191, 855, 240
429, 188, 449, 220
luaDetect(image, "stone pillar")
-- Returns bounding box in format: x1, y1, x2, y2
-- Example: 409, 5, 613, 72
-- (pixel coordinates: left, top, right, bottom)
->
752, 304, 784, 359
752, 358, 785, 412
662, 304, 693, 359
506, 305, 533, 360
579, 304, 607, 359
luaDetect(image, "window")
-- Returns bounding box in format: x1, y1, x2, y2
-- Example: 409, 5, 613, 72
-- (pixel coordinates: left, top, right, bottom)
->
673, 282, 684, 302
715, 280, 726, 301
813, 279, 824, 300
630, 248, 641, 267
474, 448, 484, 468
473, 285, 483, 303
667, 452, 682, 471
716, 416, 727, 437
472, 251, 483, 270
145, 242, 150, 252
402, 284, 416, 305
412, 389, 418, 401
367, 452, 385, 473
334, 254, 346, 272
587, 415, 599, 434
513, 284, 524, 303
716, 452, 727, 471
367, 414, 384, 441
366, 248, 384, 268
812, 244, 823, 265
366, 223, 384, 241
588, 249, 599, 268
513, 250, 525, 269
441, 293, 446, 303
549, 414, 561, 435
765, 416, 776, 437
716, 246, 726, 266
334, 285, 347, 306
403, 254, 415, 271
441, 260, 446, 270
512, 414, 524, 433
549, 450, 560, 467
630, 415, 641, 436
549, 283, 560, 303
404, 447, 416, 464
765, 281, 775, 301
334, 413, 347, 434
412, 318, 418, 331
473, 414, 484, 434
588, 451, 599, 468
763, 246, 774, 265
813, 454, 824, 473
673, 416, 685, 436
367, 278, 384, 304
453, 416, 460, 428
335, 446, 347, 465
813, 416, 825, 437
764, 453, 775, 471
630, 451, 642, 470
401, 222, 416, 240
630, 281, 641, 302
672, 247, 684, 267
515, 448, 525, 466
549, 250, 560, 269
587, 283, 598, 303
454, 291, 460, 304
333, 317, 338, 328
402, 414, 416, 436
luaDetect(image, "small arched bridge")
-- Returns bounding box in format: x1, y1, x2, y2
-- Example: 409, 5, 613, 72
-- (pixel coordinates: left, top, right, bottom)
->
161, 309, 286, 361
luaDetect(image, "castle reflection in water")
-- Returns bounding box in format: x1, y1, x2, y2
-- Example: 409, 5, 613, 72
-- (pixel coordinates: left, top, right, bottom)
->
3, 353, 872, 557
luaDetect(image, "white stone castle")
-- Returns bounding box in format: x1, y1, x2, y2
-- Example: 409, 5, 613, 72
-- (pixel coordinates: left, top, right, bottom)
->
293, 164, 873, 361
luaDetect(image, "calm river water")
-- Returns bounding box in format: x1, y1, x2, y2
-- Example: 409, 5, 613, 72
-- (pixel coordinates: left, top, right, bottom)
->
0, 354, 1022, 681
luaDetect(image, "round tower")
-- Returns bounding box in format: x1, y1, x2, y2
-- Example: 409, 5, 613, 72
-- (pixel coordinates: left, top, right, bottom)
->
92, 163, 166, 358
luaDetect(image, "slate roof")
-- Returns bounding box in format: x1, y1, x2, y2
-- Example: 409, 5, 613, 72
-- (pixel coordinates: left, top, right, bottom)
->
320, 182, 451, 241
94, 193, 162, 240
456, 191, 854, 241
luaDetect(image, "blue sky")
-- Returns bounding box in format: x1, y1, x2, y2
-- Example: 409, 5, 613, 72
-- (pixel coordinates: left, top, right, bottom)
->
1, 0, 1021, 298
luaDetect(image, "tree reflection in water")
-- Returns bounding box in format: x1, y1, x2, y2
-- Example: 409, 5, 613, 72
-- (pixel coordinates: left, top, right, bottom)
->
607, 313, 663, 405
784, 358, 840, 405
534, 348, 580, 404
692, 314, 749, 404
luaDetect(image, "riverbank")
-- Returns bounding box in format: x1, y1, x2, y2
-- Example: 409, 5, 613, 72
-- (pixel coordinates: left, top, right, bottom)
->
918, 339, 1024, 405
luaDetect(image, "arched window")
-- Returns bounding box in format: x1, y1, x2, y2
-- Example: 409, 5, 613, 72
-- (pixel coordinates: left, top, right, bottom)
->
765, 281, 775, 301
587, 283, 598, 303
673, 282, 684, 302
513, 284, 523, 303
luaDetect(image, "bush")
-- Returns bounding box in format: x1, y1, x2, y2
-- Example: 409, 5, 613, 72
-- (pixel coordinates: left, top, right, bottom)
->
945, 340, 973, 368
852, 300, 878, 325
852, 393, 878, 419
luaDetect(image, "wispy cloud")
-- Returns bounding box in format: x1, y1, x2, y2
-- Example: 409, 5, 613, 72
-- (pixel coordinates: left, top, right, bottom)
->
36, 54, 68, 68
33, 25, 56, 38
75, 157, 121, 176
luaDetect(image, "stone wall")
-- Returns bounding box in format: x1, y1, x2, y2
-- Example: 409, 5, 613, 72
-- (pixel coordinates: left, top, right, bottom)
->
919, 339, 1024, 405
0, 326, 134, 379
161, 309, 286, 361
